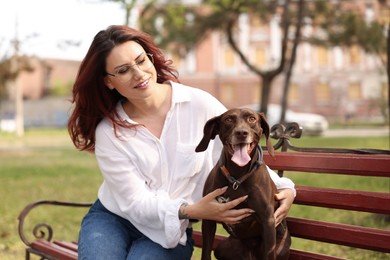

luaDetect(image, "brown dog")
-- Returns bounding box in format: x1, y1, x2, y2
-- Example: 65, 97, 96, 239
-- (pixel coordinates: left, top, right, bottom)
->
195, 108, 291, 260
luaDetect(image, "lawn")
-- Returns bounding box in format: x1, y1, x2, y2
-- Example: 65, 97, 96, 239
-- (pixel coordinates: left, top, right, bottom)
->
0, 128, 389, 259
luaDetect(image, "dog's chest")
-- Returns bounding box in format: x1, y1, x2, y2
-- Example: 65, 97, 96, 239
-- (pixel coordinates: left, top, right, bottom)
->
216, 187, 247, 206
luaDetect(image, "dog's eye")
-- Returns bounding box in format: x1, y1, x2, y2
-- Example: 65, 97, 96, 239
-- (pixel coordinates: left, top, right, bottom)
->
248, 116, 257, 123
225, 117, 234, 123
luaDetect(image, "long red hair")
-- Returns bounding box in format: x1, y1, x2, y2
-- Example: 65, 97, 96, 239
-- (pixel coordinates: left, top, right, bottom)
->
67, 25, 179, 152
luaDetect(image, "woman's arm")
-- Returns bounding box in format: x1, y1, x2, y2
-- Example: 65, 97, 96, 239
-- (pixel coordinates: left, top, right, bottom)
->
274, 189, 295, 226
266, 165, 295, 226
95, 122, 188, 248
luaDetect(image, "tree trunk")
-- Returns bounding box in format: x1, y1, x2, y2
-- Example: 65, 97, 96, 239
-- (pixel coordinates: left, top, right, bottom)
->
225, 0, 291, 117
260, 75, 273, 115
280, 0, 305, 124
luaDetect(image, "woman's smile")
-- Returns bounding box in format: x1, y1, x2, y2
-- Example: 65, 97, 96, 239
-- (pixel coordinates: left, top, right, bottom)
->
133, 79, 150, 89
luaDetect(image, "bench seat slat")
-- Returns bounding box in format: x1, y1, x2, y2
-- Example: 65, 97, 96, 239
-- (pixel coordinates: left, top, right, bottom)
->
53, 240, 78, 252
294, 186, 390, 215
287, 217, 390, 253
288, 249, 345, 260
264, 152, 390, 177
192, 230, 345, 260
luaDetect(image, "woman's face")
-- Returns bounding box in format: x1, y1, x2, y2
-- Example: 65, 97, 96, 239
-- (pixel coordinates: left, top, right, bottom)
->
104, 40, 158, 100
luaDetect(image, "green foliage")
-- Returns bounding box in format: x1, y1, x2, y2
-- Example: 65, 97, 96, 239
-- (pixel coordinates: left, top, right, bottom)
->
204, 0, 266, 14
140, 3, 204, 56
139, 0, 272, 57
306, 1, 387, 56
50, 79, 73, 97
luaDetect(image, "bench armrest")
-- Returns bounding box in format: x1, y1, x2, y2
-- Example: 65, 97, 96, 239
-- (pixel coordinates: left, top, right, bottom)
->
18, 200, 92, 247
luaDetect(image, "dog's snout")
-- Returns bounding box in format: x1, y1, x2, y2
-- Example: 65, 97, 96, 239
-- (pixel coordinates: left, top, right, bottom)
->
234, 129, 249, 139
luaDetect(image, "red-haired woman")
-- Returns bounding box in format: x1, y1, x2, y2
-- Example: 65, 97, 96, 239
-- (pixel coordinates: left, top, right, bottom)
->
68, 25, 295, 260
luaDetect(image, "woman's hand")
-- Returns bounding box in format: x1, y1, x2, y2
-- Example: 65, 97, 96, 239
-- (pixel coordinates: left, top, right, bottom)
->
181, 187, 254, 224
274, 188, 295, 226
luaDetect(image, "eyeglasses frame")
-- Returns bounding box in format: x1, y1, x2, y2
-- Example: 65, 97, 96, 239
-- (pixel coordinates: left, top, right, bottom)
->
106, 53, 154, 81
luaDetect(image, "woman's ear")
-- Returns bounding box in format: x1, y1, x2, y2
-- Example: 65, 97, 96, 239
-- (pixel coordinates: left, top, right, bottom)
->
104, 76, 114, 90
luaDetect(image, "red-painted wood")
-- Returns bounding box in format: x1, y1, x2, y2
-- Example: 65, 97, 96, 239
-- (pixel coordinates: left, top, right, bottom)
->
31, 240, 77, 260
264, 152, 390, 177
294, 186, 390, 214
286, 217, 390, 253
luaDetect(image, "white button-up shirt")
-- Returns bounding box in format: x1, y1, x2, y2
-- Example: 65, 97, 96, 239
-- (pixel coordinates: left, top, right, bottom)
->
95, 81, 295, 249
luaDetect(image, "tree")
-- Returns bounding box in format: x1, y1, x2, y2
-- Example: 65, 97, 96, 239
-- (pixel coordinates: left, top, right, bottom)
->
0, 37, 34, 100
139, 0, 305, 116
206, 0, 288, 115
280, 0, 305, 124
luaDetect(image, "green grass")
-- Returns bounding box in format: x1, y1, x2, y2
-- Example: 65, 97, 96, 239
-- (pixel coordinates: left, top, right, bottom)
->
0, 129, 102, 260
0, 128, 389, 259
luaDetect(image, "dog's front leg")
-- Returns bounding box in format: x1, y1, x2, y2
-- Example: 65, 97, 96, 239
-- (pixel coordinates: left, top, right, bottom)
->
201, 219, 217, 260
261, 205, 277, 260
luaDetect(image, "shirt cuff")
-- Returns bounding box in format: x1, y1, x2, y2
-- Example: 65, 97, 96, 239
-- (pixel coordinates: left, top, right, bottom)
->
160, 196, 189, 248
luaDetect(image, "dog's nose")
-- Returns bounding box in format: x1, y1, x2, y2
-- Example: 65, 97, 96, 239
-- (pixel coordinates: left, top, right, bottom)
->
234, 129, 249, 139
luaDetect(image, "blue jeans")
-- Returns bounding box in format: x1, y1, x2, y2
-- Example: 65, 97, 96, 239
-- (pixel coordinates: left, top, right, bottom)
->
78, 199, 194, 260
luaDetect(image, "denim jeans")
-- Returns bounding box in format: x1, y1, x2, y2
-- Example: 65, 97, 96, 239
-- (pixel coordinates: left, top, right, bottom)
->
78, 199, 194, 260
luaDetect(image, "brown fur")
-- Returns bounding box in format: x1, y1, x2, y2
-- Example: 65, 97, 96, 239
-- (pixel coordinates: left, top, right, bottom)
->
196, 108, 291, 260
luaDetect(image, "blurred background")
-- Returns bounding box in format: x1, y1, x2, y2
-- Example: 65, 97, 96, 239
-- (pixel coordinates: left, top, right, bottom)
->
0, 0, 389, 136
0, 1, 389, 259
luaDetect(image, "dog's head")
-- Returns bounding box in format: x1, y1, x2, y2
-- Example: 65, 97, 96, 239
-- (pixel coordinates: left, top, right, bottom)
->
195, 108, 275, 166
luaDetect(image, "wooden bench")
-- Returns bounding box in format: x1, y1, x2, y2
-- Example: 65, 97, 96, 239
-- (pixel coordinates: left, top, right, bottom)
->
18, 123, 390, 259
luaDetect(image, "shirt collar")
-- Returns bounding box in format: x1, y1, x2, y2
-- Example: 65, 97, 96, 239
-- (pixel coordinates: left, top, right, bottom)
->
168, 81, 191, 105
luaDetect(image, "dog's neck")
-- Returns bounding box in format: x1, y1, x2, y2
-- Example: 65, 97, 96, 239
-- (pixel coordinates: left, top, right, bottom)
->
218, 146, 263, 190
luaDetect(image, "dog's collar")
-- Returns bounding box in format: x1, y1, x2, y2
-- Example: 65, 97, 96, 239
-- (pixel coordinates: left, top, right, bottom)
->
220, 145, 263, 190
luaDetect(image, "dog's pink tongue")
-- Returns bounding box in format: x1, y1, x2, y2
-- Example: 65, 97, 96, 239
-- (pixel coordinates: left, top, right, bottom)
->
231, 144, 251, 167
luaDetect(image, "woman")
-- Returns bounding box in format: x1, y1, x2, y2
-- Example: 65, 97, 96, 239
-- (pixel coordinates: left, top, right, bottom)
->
68, 25, 295, 260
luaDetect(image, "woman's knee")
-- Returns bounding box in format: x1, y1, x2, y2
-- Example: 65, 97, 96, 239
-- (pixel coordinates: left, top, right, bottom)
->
126, 237, 193, 260
78, 203, 131, 259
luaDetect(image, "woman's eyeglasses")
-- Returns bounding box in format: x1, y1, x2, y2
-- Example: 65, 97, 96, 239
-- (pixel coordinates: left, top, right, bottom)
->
106, 53, 154, 83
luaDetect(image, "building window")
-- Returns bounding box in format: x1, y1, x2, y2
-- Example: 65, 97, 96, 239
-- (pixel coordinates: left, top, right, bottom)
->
171, 52, 182, 69
349, 45, 361, 65
255, 47, 266, 66
317, 46, 328, 65
316, 82, 331, 102
379, 8, 390, 25
288, 83, 299, 104
251, 84, 260, 104
250, 16, 262, 27
223, 47, 235, 68
383, 82, 388, 98
348, 83, 361, 100
221, 84, 234, 104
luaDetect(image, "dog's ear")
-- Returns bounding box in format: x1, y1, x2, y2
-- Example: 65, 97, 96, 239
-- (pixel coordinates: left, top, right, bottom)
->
195, 116, 221, 152
258, 112, 275, 159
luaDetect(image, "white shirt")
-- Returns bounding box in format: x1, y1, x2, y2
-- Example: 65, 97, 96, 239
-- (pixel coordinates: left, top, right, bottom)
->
95, 81, 295, 249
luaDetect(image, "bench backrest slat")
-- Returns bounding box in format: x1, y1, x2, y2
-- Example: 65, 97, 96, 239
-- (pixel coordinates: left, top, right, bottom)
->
287, 217, 390, 253
295, 186, 390, 215
264, 152, 390, 177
